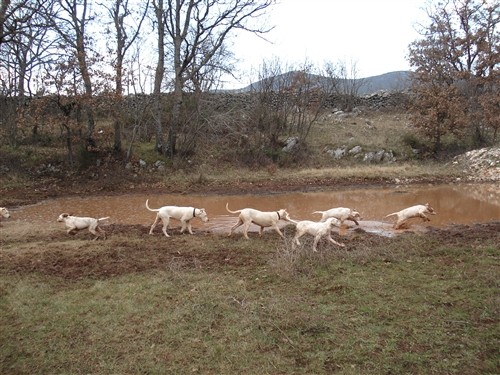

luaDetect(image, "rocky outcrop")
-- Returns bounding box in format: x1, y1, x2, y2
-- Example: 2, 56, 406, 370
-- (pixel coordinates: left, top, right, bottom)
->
452, 147, 500, 182
324, 145, 396, 163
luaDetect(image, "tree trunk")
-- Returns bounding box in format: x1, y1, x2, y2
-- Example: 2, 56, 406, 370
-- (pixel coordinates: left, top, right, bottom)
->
167, 85, 182, 157
74, 16, 95, 149
153, 0, 165, 154
113, 54, 124, 153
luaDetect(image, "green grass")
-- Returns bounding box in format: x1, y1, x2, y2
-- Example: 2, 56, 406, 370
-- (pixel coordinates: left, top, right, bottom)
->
1, 225, 498, 374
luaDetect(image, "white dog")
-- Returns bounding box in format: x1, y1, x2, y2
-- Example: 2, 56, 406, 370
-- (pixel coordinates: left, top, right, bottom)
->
385, 203, 437, 229
146, 199, 209, 237
1, 207, 11, 222
225, 202, 293, 239
293, 218, 346, 252
312, 207, 362, 226
57, 213, 110, 240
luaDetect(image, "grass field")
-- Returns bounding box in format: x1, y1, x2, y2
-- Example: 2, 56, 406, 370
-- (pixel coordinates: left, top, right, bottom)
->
1, 221, 498, 374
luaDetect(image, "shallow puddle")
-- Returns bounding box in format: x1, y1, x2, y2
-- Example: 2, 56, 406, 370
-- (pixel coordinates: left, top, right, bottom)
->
9, 182, 499, 235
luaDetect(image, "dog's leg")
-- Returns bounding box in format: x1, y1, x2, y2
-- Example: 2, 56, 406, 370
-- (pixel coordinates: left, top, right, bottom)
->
89, 225, 99, 240
96, 225, 106, 240
242, 221, 252, 239
394, 214, 403, 229
394, 217, 407, 229
160, 217, 171, 237
349, 217, 360, 225
180, 220, 188, 234
228, 218, 243, 237
327, 234, 345, 247
149, 214, 161, 235
312, 235, 321, 252
272, 225, 285, 239
293, 232, 302, 246
419, 213, 430, 222
180, 220, 194, 235
186, 220, 194, 235
67, 226, 77, 235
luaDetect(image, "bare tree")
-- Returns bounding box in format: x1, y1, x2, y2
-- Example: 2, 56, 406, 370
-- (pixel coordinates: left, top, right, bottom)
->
0, 0, 9, 45
50, 0, 98, 149
0, 0, 57, 144
159, 0, 275, 157
0, 0, 40, 46
103, 0, 149, 153
226, 58, 335, 166
41, 58, 88, 165
332, 58, 364, 112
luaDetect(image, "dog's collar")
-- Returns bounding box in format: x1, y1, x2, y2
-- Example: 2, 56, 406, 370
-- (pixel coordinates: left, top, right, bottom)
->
277, 211, 281, 220
193, 208, 197, 218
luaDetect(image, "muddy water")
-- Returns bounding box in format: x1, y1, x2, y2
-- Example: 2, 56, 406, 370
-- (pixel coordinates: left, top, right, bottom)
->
10, 183, 499, 235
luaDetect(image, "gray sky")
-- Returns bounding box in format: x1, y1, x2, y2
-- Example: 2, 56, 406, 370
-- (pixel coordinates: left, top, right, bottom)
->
225, 0, 428, 88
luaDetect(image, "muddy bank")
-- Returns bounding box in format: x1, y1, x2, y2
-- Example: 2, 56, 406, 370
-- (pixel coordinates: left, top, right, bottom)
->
1, 222, 498, 281
0, 173, 455, 208
1, 146, 498, 208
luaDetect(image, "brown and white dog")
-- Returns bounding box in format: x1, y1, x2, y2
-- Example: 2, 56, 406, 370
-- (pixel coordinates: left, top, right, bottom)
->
385, 203, 437, 229
225, 202, 293, 239
146, 199, 209, 237
312, 207, 362, 226
57, 213, 110, 240
293, 217, 346, 251
0, 207, 11, 226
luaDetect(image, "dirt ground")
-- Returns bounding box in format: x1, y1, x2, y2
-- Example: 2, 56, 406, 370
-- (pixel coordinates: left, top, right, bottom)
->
1, 218, 499, 282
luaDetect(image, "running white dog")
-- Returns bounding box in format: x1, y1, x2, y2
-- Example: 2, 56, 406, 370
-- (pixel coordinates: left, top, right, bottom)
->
293, 218, 346, 251
57, 213, 110, 240
225, 202, 293, 239
385, 203, 436, 229
146, 199, 209, 237
0, 207, 10, 226
312, 207, 362, 226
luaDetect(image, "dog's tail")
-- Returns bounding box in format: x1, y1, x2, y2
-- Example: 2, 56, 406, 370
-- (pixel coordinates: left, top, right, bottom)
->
312, 211, 324, 215
145, 199, 160, 212
225, 202, 241, 214
385, 212, 398, 218
98, 217, 110, 222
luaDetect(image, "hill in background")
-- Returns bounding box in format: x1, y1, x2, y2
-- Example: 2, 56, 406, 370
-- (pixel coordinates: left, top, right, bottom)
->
232, 70, 412, 96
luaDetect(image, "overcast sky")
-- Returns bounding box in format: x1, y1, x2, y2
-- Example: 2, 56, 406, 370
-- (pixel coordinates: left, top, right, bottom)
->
224, 0, 428, 89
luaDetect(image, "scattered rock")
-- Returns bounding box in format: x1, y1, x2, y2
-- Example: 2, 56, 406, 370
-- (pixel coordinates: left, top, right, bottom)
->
325, 146, 395, 163
452, 147, 500, 181
363, 152, 375, 162
282, 137, 299, 152
327, 147, 346, 159
348, 146, 363, 155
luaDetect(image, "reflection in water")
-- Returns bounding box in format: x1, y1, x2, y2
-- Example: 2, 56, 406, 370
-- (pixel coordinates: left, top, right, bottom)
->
11, 183, 500, 233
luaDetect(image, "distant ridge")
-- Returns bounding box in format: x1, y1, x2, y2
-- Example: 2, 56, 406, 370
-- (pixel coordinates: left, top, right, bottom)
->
229, 71, 412, 96
360, 71, 412, 95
